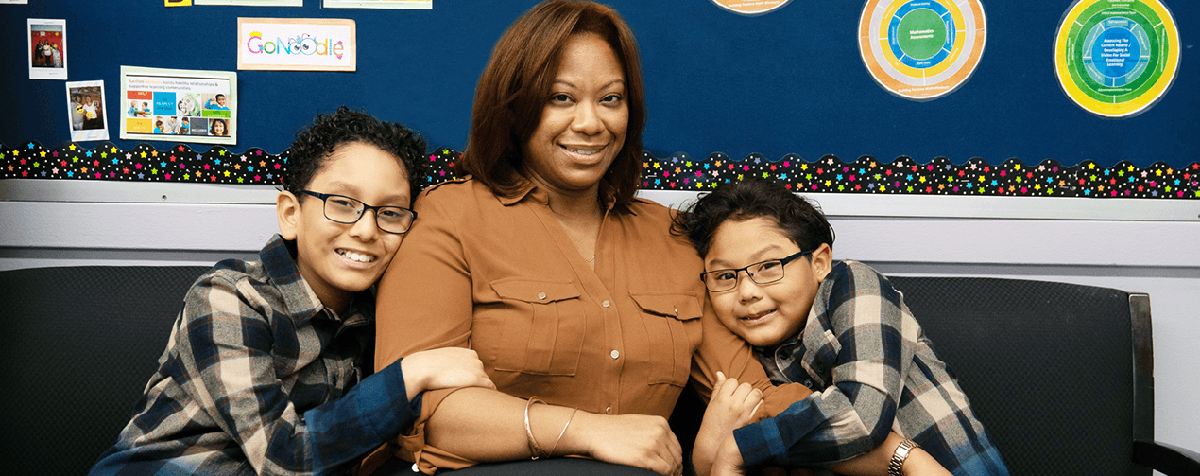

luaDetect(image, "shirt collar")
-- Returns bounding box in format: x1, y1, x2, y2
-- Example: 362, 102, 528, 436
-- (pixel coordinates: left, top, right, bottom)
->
496, 174, 626, 215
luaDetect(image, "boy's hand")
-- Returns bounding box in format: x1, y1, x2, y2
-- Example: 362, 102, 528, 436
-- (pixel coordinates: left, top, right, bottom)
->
401, 347, 495, 401
693, 372, 763, 476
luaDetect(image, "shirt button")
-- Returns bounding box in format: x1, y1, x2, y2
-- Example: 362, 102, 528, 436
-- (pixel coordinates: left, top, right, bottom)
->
610, 350, 620, 360
602, 300, 610, 308
606, 406, 611, 414
538, 292, 546, 300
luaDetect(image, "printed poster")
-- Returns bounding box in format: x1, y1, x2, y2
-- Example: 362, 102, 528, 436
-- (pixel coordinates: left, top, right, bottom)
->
65, 80, 110, 142
323, 0, 431, 9
120, 66, 237, 146
195, 0, 302, 6
27, 19, 67, 80
1054, 0, 1180, 117
238, 18, 356, 71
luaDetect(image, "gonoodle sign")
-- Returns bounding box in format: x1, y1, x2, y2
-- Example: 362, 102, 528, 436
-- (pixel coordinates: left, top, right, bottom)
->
237, 18, 356, 72
247, 32, 346, 60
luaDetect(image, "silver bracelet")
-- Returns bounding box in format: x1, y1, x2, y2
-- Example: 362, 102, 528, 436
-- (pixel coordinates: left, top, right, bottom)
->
887, 438, 920, 476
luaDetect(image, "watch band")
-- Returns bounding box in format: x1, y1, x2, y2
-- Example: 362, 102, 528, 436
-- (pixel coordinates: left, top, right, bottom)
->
887, 438, 920, 476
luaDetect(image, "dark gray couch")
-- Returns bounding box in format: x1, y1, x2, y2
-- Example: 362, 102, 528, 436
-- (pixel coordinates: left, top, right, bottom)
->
1, 266, 1196, 475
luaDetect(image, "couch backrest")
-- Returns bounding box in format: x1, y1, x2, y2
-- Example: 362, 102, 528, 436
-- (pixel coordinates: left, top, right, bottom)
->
888, 276, 1150, 476
0, 265, 211, 475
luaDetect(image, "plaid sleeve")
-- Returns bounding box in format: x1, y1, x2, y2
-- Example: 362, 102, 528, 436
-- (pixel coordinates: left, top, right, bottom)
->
177, 273, 419, 475
734, 262, 911, 467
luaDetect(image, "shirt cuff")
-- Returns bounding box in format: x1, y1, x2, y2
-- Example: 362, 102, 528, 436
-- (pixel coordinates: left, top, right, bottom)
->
732, 396, 823, 467
354, 357, 420, 442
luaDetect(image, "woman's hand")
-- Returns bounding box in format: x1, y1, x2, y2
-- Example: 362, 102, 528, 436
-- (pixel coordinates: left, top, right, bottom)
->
567, 411, 683, 476
710, 435, 746, 476
400, 347, 495, 401
693, 371, 764, 476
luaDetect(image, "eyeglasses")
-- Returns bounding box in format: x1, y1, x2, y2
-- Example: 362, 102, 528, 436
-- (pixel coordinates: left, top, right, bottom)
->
700, 250, 813, 293
299, 190, 417, 234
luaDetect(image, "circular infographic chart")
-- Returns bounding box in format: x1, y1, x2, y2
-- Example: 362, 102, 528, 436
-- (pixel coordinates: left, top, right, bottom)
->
859, 0, 987, 100
709, 0, 792, 16
1055, 0, 1180, 117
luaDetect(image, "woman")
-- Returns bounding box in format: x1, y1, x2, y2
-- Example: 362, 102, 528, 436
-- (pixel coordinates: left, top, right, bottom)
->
369, 3, 806, 475
370, 2, 918, 476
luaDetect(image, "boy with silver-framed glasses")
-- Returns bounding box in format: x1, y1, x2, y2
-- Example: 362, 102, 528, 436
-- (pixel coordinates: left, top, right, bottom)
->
672, 178, 1008, 476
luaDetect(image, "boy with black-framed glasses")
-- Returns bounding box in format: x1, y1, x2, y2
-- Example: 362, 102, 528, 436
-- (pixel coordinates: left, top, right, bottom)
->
90, 107, 494, 476
672, 178, 1008, 476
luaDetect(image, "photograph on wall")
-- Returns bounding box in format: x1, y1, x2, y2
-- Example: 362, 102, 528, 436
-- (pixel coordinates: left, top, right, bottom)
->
709, 0, 791, 16
1054, 0, 1180, 117
238, 18, 356, 71
120, 66, 237, 145
65, 80, 110, 142
858, 0, 987, 100
195, 0, 301, 6
323, 0, 431, 9
27, 19, 67, 80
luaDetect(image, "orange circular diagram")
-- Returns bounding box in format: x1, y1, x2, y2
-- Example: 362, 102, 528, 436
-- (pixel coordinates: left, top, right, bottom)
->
859, 0, 987, 100
710, 0, 792, 16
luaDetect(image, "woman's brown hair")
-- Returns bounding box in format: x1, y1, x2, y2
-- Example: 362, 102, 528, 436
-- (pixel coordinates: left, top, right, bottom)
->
457, 0, 646, 205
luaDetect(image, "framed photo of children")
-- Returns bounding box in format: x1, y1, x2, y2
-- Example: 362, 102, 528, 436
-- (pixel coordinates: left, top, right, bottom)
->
65, 80, 110, 142
27, 19, 67, 80
120, 66, 237, 146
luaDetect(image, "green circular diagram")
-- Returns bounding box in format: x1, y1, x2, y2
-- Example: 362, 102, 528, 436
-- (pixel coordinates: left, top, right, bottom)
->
1054, 0, 1180, 117
896, 9, 948, 61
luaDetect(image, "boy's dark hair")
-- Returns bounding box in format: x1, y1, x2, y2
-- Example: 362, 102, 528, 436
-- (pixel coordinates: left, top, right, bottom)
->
283, 106, 427, 202
671, 178, 835, 258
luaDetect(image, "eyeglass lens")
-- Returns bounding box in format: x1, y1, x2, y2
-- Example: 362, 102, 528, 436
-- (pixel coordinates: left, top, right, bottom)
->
323, 195, 413, 233
706, 260, 786, 292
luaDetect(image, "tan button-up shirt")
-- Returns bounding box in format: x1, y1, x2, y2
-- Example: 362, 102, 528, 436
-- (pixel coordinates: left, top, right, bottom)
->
373, 178, 810, 472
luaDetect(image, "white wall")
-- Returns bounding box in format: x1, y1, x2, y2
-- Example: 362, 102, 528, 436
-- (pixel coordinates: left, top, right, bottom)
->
3, 180, 1198, 455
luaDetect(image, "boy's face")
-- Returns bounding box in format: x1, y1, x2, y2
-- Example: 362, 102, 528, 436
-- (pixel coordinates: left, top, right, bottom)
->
704, 217, 831, 347
278, 142, 411, 311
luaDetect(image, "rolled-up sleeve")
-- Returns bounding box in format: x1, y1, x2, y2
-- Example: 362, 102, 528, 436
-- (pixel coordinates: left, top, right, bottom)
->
374, 187, 479, 472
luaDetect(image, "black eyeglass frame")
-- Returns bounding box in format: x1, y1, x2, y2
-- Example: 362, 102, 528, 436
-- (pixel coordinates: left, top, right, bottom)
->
699, 249, 814, 292
298, 190, 418, 234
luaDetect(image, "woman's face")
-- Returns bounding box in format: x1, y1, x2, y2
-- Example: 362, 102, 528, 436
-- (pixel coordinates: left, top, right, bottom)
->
521, 33, 628, 197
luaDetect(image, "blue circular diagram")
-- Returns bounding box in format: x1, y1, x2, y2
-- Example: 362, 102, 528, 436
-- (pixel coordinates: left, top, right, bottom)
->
1082, 17, 1150, 87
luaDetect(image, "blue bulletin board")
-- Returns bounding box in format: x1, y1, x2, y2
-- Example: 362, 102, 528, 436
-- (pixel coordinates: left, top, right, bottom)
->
0, 1, 1196, 198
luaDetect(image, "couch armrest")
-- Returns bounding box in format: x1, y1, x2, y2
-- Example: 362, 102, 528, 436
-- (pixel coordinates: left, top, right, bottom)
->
1133, 440, 1200, 476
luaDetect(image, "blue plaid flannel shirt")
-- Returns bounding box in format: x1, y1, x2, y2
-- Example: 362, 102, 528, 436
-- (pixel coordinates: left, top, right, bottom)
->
733, 260, 1009, 475
90, 235, 418, 476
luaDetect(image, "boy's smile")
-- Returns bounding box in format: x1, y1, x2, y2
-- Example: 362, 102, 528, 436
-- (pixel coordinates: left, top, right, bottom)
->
279, 142, 411, 314
704, 217, 831, 347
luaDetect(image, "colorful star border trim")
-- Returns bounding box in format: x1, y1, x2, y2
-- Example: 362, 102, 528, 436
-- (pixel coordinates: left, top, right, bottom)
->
2, 142, 1198, 199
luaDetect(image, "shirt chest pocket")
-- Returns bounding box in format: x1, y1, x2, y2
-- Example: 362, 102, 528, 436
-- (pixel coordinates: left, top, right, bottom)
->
490, 279, 586, 376
630, 293, 703, 387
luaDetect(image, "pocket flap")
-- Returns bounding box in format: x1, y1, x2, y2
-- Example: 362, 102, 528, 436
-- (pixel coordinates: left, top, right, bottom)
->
491, 279, 581, 304
630, 293, 702, 320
